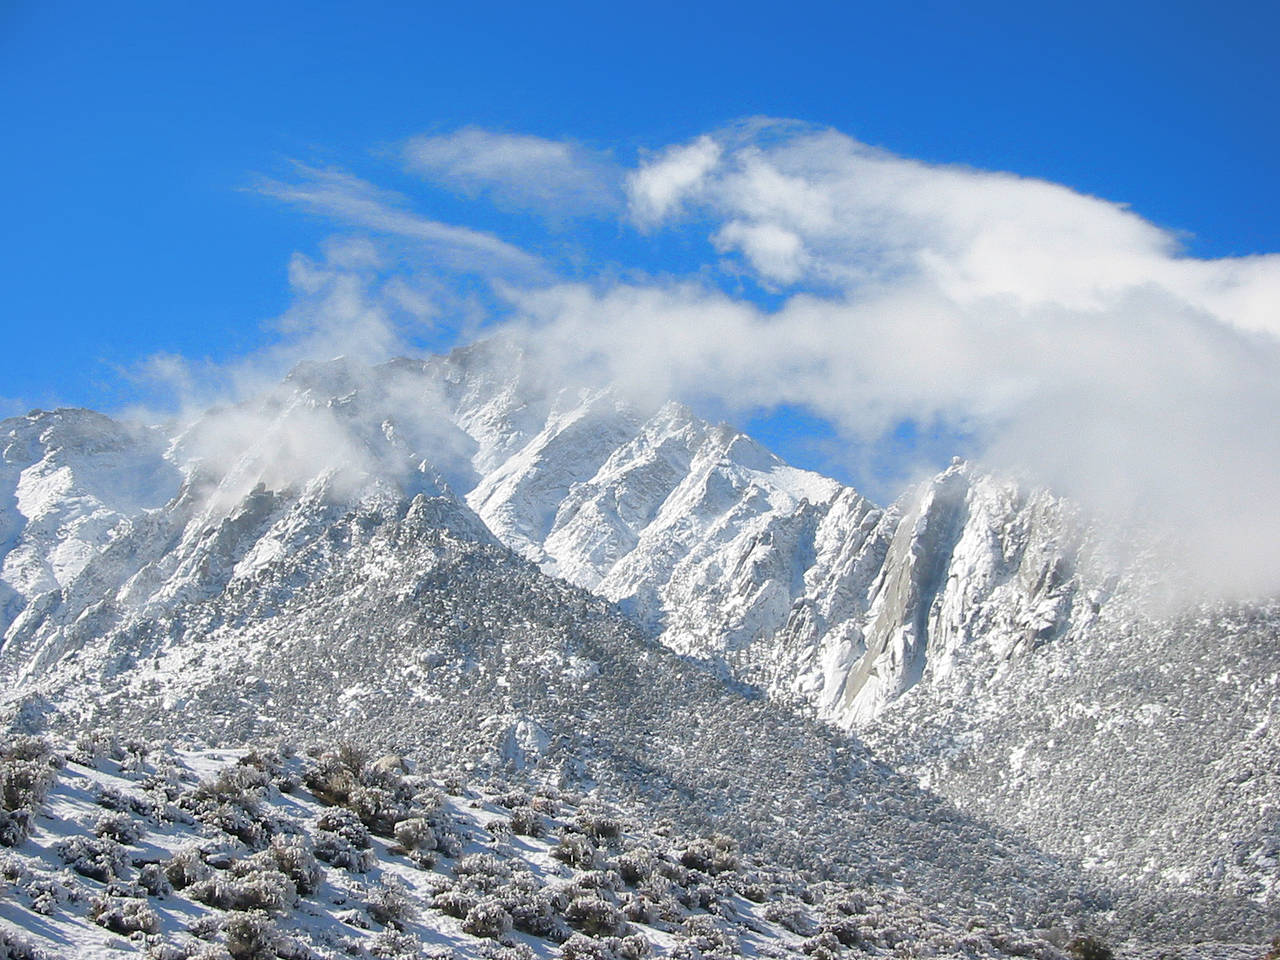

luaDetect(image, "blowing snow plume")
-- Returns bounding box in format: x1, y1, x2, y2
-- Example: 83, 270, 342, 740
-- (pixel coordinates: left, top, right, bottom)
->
213, 119, 1280, 599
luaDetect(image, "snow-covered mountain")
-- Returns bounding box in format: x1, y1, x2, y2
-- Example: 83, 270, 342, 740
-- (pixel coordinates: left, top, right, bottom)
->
0, 340, 1276, 943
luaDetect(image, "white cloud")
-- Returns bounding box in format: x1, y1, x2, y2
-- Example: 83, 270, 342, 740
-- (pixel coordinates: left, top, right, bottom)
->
502, 123, 1280, 597
403, 128, 622, 217
256, 165, 544, 277
626, 135, 722, 228
159, 121, 1280, 600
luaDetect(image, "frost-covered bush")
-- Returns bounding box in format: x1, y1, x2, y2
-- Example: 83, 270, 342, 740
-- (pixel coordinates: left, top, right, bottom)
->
615, 848, 654, 885
0, 926, 45, 960
553, 833, 598, 869
89, 893, 161, 935
394, 816, 435, 852
678, 835, 738, 876
187, 858, 297, 912
462, 897, 514, 939
93, 783, 156, 818
454, 852, 512, 892
367, 878, 417, 930
0, 737, 58, 846
561, 934, 651, 960
95, 811, 143, 843
433, 887, 478, 919
569, 870, 623, 896
313, 807, 375, 872
509, 890, 573, 942
564, 896, 629, 938
260, 836, 322, 895
368, 928, 424, 958
222, 910, 282, 960
764, 899, 817, 936
314, 807, 370, 847
54, 835, 126, 881
680, 916, 740, 956
138, 861, 173, 897
191, 766, 270, 811
801, 931, 841, 960
509, 807, 543, 838
1067, 936, 1113, 960
164, 846, 215, 890
574, 811, 622, 841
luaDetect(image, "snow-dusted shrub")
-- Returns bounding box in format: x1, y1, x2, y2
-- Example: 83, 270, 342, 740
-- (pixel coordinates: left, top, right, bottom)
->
487, 818, 512, 841
479, 943, 535, 960
314, 830, 375, 873
260, 836, 322, 895
367, 878, 417, 930
335, 741, 370, 775
192, 765, 270, 811
92, 783, 150, 817
553, 833, 598, 869
314, 807, 370, 847
531, 795, 559, 816
191, 801, 267, 849
165, 846, 215, 889
680, 916, 740, 956
313, 807, 374, 872
368, 929, 424, 958
302, 752, 359, 806
570, 870, 623, 895
509, 891, 572, 942
819, 916, 861, 947
54, 834, 126, 881
89, 893, 161, 935
348, 784, 409, 836
433, 888, 478, 919
0, 737, 58, 846
222, 910, 282, 960
0, 926, 45, 960
764, 899, 816, 936
615, 848, 653, 885
494, 789, 531, 809
619, 893, 658, 925
187, 858, 297, 912
138, 862, 173, 897
678, 835, 738, 875
454, 852, 512, 892
462, 897, 514, 939
561, 934, 650, 960
95, 811, 143, 843
509, 807, 543, 837
800, 931, 841, 960
564, 896, 629, 938
394, 816, 436, 851
1067, 936, 1113, 960
574, 811, 622, 841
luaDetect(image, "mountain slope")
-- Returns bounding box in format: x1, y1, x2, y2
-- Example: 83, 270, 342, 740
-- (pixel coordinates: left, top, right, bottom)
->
0, 345, 1276, 937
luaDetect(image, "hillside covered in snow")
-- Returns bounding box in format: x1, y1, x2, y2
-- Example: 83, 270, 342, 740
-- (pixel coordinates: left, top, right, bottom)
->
0, 339, 1277, 953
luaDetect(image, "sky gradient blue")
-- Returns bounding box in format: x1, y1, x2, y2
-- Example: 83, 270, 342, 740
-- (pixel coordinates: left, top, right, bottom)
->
3, 0, 1277, 428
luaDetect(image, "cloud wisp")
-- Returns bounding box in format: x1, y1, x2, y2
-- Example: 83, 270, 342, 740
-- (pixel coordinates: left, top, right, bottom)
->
403, 128, 623, 218
256, 165, 544, 277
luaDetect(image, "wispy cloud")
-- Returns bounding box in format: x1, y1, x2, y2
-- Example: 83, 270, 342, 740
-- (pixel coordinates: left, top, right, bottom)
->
256, 165, 544, 276
403, 128, 622, 218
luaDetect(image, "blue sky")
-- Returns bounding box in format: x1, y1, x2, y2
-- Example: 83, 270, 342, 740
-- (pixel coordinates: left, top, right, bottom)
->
2, 0, 1278, 507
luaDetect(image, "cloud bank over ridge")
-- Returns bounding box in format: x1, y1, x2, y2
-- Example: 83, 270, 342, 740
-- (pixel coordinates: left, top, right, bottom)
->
226, 120, 1280, 596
